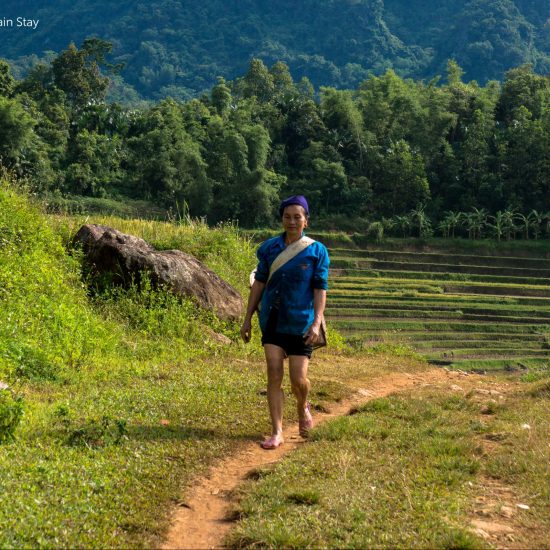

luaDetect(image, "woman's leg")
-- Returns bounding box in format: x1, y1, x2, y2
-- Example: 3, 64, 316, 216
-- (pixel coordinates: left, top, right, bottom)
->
289, 355, 311, 421
264, 344, 286, 439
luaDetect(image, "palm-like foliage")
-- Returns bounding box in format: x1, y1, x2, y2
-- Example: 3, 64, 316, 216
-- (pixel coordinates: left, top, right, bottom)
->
440, 211, 462, 238
462, 207, 488, 239
488, 211, 505, 241
410, 204, 432, 238
391, 214, 412, 238
500, 208, 517, 241
527, 210, 543, 240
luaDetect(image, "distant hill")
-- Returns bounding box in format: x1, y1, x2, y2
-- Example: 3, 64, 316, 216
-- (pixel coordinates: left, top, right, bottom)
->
1, 0, 549, 100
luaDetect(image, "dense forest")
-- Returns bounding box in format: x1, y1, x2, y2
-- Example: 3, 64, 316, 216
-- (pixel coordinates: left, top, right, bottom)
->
1, 40, 549, 233
1, 0, 550, 101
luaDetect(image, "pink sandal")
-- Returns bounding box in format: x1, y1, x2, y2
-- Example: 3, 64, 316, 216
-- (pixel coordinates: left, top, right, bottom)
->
299, 403, 314, 437
261, 434, 284, 450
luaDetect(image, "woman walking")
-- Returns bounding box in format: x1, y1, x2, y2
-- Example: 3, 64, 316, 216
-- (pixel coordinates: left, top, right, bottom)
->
240, 195, 329, 449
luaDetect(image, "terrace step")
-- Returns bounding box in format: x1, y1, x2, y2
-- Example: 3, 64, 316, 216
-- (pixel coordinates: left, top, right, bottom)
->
330, 257, 550, 278
332, 268, 550, 286
329, 311, 550, 324
416, 340, 547, 351
325, 239, 550, 370
329, 248, 550, 269
328, 292, 550, 306
334, 319, 545, 333
438, 357, 550, 371
326, 302, 550, 318
444, 283, 550, 298
361, 331, 548, 342
425, 349, 550, 360
331, 278, 550, 298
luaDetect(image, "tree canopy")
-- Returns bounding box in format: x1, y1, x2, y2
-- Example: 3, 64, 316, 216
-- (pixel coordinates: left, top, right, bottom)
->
1, 43, 550, 230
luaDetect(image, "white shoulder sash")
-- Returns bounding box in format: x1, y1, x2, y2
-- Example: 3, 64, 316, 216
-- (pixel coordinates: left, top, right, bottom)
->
267, 236, 315, 283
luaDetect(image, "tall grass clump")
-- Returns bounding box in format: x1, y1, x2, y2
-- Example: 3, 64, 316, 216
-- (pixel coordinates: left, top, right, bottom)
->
0, 179, 114, 382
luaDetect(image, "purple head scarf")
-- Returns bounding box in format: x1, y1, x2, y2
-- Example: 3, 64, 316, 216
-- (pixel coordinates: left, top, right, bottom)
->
279, 195, 309, 217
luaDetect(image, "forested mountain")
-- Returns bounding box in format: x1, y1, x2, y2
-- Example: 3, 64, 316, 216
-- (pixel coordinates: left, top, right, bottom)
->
1, 0, 549, 101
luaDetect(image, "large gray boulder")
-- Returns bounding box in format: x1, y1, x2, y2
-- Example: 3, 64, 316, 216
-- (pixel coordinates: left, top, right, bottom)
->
74, 224, 243, 321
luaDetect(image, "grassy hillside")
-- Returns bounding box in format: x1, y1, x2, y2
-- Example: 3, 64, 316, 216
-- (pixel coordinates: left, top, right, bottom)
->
0, 179, 273, 547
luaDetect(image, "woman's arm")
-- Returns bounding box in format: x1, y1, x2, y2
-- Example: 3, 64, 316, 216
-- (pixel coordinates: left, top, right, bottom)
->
240, 280, 266, 343
304, 288, 326, 345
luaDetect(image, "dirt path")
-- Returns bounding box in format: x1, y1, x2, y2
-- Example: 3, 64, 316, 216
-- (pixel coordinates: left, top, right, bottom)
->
161, 367, 465, 549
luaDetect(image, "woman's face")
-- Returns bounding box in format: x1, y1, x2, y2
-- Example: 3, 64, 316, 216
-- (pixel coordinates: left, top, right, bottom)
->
282, 205, 308, 236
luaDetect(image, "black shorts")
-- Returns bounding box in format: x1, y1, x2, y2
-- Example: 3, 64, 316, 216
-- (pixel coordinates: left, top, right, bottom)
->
261, 309, 313, 358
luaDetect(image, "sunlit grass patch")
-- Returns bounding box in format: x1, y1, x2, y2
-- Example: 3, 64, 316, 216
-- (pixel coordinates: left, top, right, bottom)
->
227, 389, 485, 549
228, 371, 550, 549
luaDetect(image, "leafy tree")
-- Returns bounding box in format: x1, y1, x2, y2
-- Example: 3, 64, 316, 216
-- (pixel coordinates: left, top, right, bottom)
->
0, 96, 36, 168
211, 77, 232, 116
458, 108, 495, 209
488, 211, 506, 241
0, 61, 15, 97
238, 58, 275, 102
497, 65, 550, 124
127, 99, 210, 213
410, 204, 433, 238
64, 129, 123, 196
527, 210, 543, 240
372, 140, 430, 216
51, 39, 115, 110
269, 61, 294, 96
462, 207, 488, 239
320, 87, 365, 171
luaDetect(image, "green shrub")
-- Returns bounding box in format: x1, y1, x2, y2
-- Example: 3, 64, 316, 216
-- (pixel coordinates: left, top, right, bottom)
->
66, 415, 128, 448
0, 387, 23, 443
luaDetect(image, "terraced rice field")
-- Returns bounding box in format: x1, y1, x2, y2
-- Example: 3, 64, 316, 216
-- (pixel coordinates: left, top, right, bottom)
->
326, 243, 550, 372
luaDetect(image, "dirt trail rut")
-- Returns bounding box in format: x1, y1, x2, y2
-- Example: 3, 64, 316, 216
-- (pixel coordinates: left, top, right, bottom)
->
161, 368, 467, 549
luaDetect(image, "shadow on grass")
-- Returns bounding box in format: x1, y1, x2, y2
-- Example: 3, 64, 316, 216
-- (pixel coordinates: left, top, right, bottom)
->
128, 424, 261, 442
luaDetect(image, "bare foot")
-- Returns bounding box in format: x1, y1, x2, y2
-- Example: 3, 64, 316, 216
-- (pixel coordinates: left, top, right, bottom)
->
260, 433, 284, 449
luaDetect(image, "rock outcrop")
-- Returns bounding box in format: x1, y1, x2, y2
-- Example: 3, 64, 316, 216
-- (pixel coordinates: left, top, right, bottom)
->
74, 224, 243, 321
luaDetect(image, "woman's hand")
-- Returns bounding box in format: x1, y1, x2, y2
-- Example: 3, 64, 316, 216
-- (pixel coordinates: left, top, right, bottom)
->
240, 318, 252, 343
304, 321, 321, 346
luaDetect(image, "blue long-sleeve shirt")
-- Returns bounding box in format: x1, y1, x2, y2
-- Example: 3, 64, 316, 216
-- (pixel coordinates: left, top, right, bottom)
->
254, 233, 330, 335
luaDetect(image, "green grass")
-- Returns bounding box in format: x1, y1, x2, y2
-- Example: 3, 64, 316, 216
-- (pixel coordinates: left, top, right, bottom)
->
0, 180, 269, 547
40, 193, 170, 219
227, 390, 485, 548
226, 375, 550, 549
